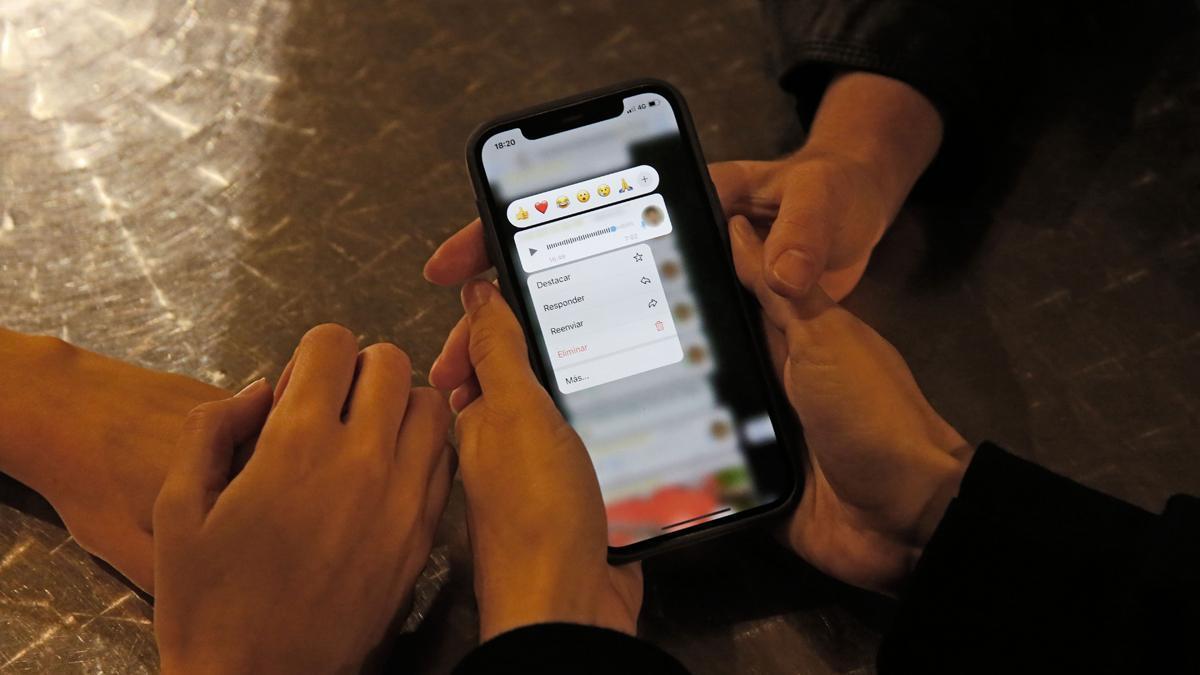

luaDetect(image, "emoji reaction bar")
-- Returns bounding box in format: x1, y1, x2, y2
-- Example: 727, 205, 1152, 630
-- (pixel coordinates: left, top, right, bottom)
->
506, 165, 659, 227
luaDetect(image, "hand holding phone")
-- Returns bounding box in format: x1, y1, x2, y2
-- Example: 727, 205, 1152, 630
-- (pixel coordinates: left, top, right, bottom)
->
453, 280, 642, 640
444, 81, 802, 559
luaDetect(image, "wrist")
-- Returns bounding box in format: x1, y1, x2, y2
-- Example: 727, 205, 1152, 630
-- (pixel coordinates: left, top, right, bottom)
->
480, 603, 635, 644
479, 577, 637, 642
797, 71, 943, 217
159, 639, 314, 675
0, 331, 81, 497
911, 445, 974, 553
0, 328, 225, 522
160, 652, 257, 675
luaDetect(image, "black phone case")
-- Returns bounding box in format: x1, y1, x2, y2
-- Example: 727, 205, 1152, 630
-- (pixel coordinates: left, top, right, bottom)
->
464, 78, 804, 563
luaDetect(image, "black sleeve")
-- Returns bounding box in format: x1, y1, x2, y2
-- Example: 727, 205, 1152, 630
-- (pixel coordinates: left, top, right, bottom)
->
760, 0, 1046, 176
879, 442, 1200, 673
452, 623, 690, 674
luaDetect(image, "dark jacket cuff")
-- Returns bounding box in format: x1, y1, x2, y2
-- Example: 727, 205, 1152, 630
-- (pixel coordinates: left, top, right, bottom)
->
453, 623, 690, 674
761, 0, 1027, 185
879, 442, 1199, 673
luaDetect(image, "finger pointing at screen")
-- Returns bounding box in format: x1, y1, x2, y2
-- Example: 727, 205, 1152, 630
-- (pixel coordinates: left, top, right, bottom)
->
452, 280, 643, 641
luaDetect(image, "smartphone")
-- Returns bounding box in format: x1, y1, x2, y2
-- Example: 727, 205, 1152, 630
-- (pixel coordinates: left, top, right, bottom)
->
466, 79, 801, 561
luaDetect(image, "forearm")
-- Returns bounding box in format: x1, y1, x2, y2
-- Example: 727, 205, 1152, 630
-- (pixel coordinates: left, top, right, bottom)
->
800, 71, 943, 220
0, 328, 225, 503
0, 327, 226, 588
0, 328, 103, 496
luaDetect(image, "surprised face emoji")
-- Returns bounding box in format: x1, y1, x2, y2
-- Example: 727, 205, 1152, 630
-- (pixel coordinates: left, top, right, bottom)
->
576, 190, 590, 204
597, 184, 611, 197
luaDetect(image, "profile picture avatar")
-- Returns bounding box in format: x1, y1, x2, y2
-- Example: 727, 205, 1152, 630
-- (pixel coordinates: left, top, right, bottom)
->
641, 205, 665, 227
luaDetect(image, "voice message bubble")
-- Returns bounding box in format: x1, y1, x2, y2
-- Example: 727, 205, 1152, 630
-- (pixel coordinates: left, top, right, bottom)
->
514, 193, 672, 274
506, 165, 660, 227
527, 243, 682, 394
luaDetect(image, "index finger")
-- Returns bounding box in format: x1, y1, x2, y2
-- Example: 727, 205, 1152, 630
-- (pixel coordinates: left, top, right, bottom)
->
272, 324, 360, 422
424, 218, 492, 286
729, 216, 833, 327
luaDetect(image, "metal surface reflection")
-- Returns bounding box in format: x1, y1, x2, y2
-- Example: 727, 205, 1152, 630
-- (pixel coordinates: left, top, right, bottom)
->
0, 0, 286, 378
0, 504, 157, 672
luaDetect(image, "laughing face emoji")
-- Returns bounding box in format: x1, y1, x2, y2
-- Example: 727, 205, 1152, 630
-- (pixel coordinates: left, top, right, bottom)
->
597, 183, 611, 197
576, 190, 590, 203
555, 195, 570, 208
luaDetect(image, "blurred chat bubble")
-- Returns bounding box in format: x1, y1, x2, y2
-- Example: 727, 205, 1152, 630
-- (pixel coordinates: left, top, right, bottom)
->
589, 406, 742, 500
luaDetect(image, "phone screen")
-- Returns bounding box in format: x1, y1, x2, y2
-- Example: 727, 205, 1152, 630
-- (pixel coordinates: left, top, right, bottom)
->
474, 84, 795, 551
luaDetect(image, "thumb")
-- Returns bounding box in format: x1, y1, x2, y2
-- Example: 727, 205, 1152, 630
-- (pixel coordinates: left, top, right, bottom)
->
761, 186, 831, 299
729, 215, 833, 332
460, 280, 542, 401
154, 379, 272, 534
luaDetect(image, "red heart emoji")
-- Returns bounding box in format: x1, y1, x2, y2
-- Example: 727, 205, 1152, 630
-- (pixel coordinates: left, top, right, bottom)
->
534, 200, 548, 214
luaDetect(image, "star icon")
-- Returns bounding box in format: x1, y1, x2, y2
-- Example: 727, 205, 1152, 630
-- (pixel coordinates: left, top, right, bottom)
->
633, 252, 644, 262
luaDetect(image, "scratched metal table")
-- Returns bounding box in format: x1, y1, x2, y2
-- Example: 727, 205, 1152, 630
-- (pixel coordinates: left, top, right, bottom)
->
1, 1, 1197, 672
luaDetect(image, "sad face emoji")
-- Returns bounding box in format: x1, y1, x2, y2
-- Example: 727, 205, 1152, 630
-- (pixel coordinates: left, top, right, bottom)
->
597, 183, 611, 197
576, 190, 590, 204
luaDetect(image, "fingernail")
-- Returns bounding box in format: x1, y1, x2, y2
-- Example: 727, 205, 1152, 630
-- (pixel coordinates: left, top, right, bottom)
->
236, 377, 267, 397
731, 217, 753, 241
771, 249, 816, 294
422, 254, 440, 282
461, 281, 492, 314
427, 355, 442, 386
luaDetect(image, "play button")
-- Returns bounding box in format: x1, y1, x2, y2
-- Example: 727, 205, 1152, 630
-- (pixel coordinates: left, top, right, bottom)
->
529, 247, 538, 256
